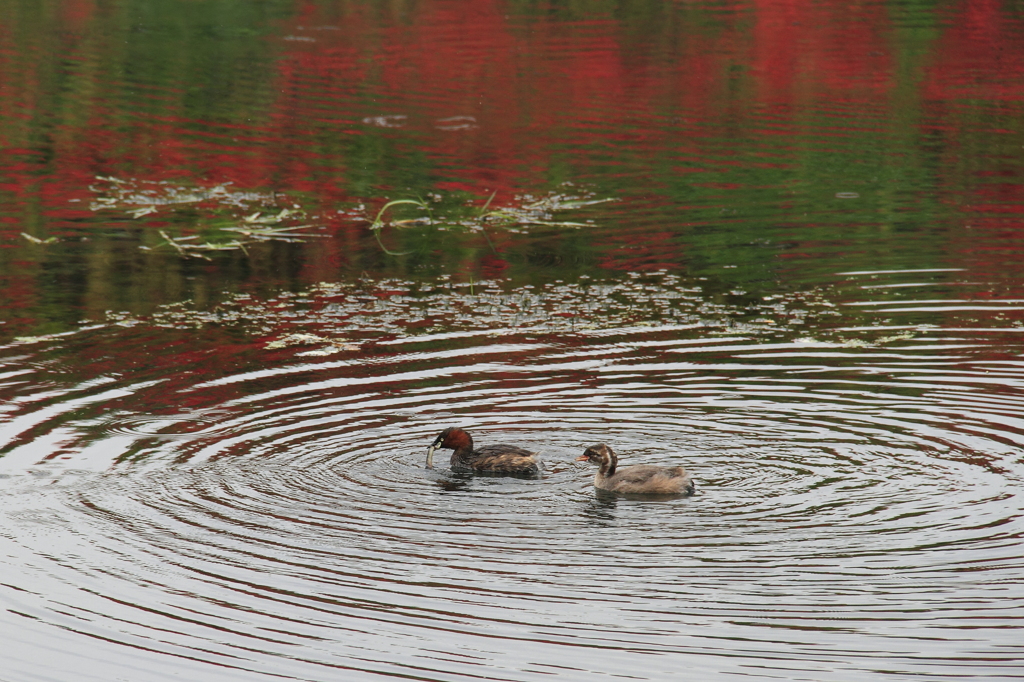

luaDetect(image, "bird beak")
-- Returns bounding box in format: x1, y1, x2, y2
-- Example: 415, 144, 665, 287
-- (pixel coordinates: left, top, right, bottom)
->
426, 445, 437, 469
575, 454, 589, 461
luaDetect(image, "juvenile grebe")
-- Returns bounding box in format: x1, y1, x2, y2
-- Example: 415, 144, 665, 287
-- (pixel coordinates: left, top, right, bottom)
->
577, 443, 694, 495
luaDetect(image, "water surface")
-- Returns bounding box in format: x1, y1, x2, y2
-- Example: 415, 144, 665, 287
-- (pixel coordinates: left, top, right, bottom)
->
1, 1, 1024, 680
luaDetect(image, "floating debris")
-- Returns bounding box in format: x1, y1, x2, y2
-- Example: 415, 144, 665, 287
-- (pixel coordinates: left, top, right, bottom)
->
362, 115, 407, 128
91, 178, 613, 259
265, 333, 359, 354
222, 224, 326, 242
265, 333, 329, 349
366, 186, 615, 255
90, 177, 325, 258
435, 115, 478, 131
90, 176, 279, 210
21, 233, 58, 245
242, 209, 295, 224
102, 273, 862, 352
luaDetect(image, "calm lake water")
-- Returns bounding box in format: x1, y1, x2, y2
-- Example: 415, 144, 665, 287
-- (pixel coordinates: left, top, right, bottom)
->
2, 1, 1024, 680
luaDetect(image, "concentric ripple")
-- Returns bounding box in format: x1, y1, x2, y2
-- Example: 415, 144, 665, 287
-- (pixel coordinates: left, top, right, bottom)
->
2, 273, 1024, 681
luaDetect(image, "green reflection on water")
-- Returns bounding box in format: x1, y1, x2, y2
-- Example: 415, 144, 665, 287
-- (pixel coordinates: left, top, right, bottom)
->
1, 0, 1022, 340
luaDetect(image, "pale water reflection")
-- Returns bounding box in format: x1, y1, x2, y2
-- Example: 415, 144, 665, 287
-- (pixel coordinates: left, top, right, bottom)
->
1, 269, 1023, 680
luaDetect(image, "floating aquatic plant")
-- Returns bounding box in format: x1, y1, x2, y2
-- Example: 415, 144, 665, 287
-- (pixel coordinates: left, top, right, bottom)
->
90, 177, 327, 259
96, 272, 879, 357
90, 176, 614, 259
364, 186, 614, 255
368, 199, 429, 256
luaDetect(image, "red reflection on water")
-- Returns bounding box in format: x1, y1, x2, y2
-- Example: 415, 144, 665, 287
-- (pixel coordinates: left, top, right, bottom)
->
926, 0, 1024, 102
915, 1, 1024, 308
1, 0, 1024, 331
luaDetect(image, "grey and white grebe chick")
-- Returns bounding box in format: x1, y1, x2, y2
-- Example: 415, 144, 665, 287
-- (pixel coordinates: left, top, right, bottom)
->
577, 443, 694, 495
426, 427, 542, 476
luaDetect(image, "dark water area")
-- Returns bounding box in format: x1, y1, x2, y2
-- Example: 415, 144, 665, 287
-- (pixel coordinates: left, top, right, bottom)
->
2, 1, 1024, 680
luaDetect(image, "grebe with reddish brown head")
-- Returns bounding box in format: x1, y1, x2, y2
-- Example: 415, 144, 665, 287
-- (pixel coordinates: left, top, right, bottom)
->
426, 427, 542, 476
577, 443, 694, 495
